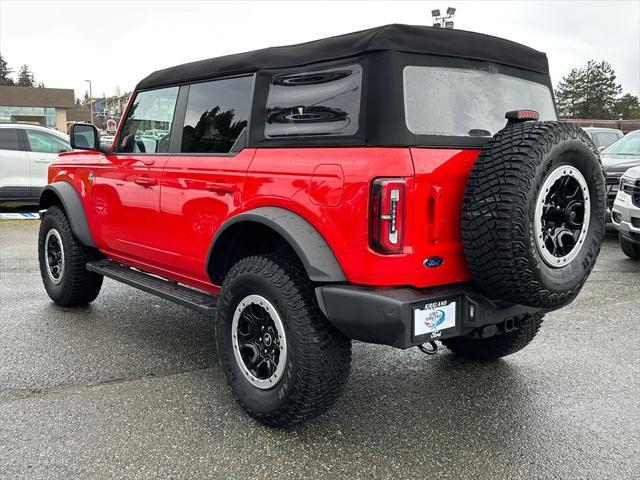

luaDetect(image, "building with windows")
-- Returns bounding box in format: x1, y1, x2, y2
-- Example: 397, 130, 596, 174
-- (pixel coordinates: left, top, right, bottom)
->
0, 86, 75, 132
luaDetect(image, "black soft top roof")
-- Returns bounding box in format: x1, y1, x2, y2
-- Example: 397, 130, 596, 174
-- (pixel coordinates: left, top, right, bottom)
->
136, 24, 549, 90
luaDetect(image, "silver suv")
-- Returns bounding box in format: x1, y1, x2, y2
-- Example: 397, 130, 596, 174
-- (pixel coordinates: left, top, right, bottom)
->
612, 165, 640, 259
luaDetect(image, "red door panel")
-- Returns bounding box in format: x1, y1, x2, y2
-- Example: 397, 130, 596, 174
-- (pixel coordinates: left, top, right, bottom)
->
93, 154, 168, 261
156, 149, 256, 280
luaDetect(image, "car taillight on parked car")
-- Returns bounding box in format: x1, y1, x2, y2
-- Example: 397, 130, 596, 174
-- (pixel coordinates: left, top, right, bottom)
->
370, 178, 406, 254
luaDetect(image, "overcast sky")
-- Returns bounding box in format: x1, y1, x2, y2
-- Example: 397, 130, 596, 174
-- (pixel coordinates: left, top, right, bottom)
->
1, 0, 638, 100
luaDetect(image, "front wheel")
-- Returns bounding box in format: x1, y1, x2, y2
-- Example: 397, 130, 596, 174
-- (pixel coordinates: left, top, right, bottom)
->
38, 205, 103, 306
215, 254, 352, 428
442, 313, 544, 361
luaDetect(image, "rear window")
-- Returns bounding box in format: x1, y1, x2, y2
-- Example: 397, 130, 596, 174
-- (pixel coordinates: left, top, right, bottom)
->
0, 128, 20, 151
265, 64, 362, 138
403, 66, 556, 138
592, 131, 621, 149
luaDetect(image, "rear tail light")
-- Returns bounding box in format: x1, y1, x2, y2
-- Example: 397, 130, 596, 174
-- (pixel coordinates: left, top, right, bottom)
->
370, 178, 406, 254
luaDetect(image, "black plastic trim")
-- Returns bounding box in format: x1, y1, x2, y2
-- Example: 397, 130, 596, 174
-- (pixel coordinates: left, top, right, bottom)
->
317, 283, 544, 349
87, 259, 218, 316
207, 207, 346, 283
0, 186, 33, 200
39, 182, 96, 247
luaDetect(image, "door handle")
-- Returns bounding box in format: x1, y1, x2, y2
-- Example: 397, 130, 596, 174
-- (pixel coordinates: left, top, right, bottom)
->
34, 158, 51, 163
142, 159, 155, 166
428, 184, 442, 242
206, 182, 237, 194
134, 176, 157, 187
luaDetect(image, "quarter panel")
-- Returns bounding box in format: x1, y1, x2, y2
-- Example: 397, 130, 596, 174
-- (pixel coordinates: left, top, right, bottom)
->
245, 147, 417, 286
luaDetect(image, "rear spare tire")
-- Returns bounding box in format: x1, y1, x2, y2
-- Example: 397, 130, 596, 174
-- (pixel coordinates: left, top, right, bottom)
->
462, 121, 605, 309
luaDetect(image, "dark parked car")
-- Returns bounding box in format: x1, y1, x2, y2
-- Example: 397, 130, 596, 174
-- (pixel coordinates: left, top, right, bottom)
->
601, 130, 640, 225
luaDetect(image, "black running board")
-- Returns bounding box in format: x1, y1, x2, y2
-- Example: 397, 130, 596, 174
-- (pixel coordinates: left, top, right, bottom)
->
86, 260, 218, 316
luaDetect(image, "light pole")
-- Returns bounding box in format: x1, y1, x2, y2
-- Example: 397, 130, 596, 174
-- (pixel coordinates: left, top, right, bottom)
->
84, 79, 93, 125
431, 7, 456, 29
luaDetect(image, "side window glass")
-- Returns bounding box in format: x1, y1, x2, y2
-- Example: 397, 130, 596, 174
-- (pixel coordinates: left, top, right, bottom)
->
0, 128, 21, 151
116, 87, 179, 153
181, 76, 252, 153
26, 130, 70, 154
265, 64, 362, 138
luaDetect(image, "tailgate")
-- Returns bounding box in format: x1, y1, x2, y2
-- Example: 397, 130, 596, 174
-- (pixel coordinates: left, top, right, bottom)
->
409, 148, 478, 288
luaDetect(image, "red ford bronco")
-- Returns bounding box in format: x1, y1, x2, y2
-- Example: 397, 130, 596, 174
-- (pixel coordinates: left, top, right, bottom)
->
37, 25, 605, 427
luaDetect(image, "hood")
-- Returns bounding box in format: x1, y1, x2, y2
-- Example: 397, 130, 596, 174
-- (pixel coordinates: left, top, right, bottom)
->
601, 154, 640, 175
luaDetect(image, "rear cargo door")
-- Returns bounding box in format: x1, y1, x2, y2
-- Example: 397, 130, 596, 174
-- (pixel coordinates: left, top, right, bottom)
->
409, 148, 477, 286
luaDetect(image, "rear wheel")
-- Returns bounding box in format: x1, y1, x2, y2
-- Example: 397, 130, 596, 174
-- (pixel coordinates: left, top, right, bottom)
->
38, 205, 103, 306
215, 254, 352, 427
442, 313, 543, 361
620, 235, 640, 260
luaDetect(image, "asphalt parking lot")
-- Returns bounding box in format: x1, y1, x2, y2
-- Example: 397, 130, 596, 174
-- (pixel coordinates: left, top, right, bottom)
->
1, 219, 639, 480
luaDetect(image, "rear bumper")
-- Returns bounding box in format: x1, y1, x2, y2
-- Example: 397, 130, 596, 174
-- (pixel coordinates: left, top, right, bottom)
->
316, 283, 543, 349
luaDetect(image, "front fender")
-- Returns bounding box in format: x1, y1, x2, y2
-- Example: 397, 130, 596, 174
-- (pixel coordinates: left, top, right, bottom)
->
39, 182, 95, 248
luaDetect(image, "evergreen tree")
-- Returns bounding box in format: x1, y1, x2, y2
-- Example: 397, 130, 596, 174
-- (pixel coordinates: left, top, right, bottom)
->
0, 53, 14, 86
613, 93, 640, 119
16, 64, 36, 87
555, 60, 622, 119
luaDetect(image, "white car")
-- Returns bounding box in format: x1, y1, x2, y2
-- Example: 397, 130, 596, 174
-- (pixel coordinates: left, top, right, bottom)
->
0, 123, 71, 202
611, 165, 640, 259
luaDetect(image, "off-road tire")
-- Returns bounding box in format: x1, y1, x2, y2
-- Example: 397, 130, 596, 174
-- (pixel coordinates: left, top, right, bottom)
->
38, 205, 103, 306
442, 313, 543, 361
462, 121, 606, 309
620, 235, 640, 260
215, 254, 352, 428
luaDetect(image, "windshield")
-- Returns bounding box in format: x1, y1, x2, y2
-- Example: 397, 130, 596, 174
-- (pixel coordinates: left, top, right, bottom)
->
403, 66, 557, 137
602, 131, 640, 155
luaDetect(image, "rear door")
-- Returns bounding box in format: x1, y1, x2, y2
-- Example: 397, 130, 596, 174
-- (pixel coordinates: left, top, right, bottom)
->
95, 86, 179, 262
0, 128, 30, 200
23, 128, 71, 198
157, 76, 254, 280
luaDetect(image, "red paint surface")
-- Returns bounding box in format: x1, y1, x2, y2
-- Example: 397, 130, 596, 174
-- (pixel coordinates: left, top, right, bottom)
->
49, 146, 479, 290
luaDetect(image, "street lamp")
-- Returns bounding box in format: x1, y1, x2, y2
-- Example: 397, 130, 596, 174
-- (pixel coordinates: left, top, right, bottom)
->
84, 79, 93, 125
431, 6, 456, 29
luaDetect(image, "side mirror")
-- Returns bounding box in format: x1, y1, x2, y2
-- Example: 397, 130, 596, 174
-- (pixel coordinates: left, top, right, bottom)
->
70, 123, 100, 151
597, 146, 606, 153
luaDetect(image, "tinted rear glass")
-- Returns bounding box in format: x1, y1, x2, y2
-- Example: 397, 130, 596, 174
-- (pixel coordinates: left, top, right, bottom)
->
182, 76, 252, 154
0, 128, 20, 151
265, 64, 362, 138
403, 66, 556, 137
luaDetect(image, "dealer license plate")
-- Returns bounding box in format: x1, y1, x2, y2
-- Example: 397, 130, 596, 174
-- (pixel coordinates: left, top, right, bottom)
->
413, 298, 458, 340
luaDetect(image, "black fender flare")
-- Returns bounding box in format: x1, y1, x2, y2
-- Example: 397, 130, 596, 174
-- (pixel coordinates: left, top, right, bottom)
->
39, 182, 96, 248
207, 207, 346, 283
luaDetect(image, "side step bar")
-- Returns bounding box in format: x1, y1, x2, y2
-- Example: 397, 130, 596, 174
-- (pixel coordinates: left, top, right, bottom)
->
86, 260, 218, 316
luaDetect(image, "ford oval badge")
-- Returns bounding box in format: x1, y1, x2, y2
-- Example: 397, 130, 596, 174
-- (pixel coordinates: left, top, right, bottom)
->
424, 256, 444, 268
